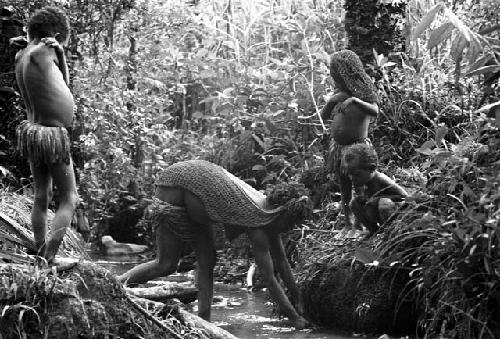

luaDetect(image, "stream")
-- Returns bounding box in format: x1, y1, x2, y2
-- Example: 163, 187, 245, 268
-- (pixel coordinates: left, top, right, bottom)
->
92, 255, 368, 339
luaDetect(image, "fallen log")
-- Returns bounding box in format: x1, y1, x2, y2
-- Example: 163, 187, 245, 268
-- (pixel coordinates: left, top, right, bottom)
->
180, 307, 239, 339
0, 211, 35, 251
126, 281, 198, 304
131, 296, 239, 339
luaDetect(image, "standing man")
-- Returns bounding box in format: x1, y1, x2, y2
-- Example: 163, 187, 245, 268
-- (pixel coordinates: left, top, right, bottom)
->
15, 6, 78, 263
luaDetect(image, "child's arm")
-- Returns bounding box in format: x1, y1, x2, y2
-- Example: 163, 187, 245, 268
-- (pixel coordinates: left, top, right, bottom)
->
339, 97, 378, 117
42, 37, 69, 85
320, 91, 350, 120
367, 174, 408, 204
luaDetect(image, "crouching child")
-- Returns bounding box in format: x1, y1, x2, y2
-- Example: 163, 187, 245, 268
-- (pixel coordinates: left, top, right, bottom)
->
342, 143, 408, 235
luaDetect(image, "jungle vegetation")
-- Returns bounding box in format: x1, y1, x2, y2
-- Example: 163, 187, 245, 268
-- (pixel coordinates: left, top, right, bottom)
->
0, 0, 499, 338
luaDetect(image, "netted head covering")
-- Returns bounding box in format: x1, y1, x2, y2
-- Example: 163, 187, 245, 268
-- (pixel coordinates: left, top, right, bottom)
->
330, 49, 378, 103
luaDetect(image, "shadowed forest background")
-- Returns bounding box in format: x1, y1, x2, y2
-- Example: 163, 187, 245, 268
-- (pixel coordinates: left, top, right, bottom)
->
0, 0, 499, 338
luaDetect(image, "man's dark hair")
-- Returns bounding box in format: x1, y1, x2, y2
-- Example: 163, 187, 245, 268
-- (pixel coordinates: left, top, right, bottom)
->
27, 6, 70, 43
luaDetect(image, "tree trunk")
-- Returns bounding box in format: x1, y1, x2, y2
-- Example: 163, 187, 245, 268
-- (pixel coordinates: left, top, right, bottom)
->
344, 0, 406, 65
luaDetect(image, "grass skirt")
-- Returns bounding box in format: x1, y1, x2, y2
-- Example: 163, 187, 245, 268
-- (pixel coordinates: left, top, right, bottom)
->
147, 199, 195, 242
16, 120, 71, 165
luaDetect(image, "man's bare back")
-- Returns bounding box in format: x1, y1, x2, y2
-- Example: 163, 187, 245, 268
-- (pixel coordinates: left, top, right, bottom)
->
16, 41, 73, 127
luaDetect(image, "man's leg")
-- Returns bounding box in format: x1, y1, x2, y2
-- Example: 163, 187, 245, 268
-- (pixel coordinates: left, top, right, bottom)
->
193, 224, 216, 321
247, 228, 307, 329
267, 231, 305, 315
44, 159, 78, 262
118, 222, 184, 285
30, 161, 52, 256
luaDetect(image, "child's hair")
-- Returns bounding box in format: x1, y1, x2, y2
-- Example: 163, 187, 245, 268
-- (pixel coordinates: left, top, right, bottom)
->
28, 6, 70, 43
342, 143, 378, 171
330, 49, 378, 104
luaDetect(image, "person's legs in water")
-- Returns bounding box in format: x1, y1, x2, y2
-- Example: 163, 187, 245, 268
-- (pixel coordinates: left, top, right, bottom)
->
247, 227, 308, 329
267, 230, 305, 315
183, 189, 217, 320
192, 224, 216, 320
118, 222, 184, 285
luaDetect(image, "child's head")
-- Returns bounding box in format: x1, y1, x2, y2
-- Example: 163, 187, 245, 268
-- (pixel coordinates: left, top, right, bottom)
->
27, 7, 70, 44
330, 49, 378, 103
342, 143, 378, 186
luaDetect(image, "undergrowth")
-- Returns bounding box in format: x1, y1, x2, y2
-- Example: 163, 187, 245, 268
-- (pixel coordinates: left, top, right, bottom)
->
296, 113, 499, 338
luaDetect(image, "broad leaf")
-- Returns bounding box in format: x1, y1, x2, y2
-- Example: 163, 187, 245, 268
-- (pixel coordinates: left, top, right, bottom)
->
450, 34, 468, 62
412, 3, 444, 40
354, 247, 378, 265
466, 64, 500, 77
416, 140, 436, 155
466, 54, 494, 75
428, 22, 454, 50
466, 36, 483, 63
444, 7, 472, 42
435, 124, 449, 146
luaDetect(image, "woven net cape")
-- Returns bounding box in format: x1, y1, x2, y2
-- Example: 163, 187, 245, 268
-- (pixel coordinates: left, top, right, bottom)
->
330, 49, 379, 104
156, 160, 284, 228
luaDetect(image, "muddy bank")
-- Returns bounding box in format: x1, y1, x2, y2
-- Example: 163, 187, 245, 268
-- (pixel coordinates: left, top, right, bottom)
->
298, 258, 417, 335
289, 214, 420, 337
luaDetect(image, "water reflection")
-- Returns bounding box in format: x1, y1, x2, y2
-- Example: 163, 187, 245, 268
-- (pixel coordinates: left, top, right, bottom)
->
209, 284, 356, 339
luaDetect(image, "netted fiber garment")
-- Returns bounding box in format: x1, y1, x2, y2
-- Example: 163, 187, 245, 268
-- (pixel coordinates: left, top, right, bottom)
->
330, 49, 378, 104
156, 160, 284, 228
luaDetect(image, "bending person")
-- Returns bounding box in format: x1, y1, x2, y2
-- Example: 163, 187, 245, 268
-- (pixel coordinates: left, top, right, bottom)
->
118, 159, 310, 329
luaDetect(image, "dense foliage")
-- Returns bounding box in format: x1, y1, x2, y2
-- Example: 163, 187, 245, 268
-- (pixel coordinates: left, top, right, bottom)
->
0, 0, 499, 337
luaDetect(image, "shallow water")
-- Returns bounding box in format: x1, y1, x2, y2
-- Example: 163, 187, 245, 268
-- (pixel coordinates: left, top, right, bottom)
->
208, 283, 357, 339
93, 254, 364, 339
